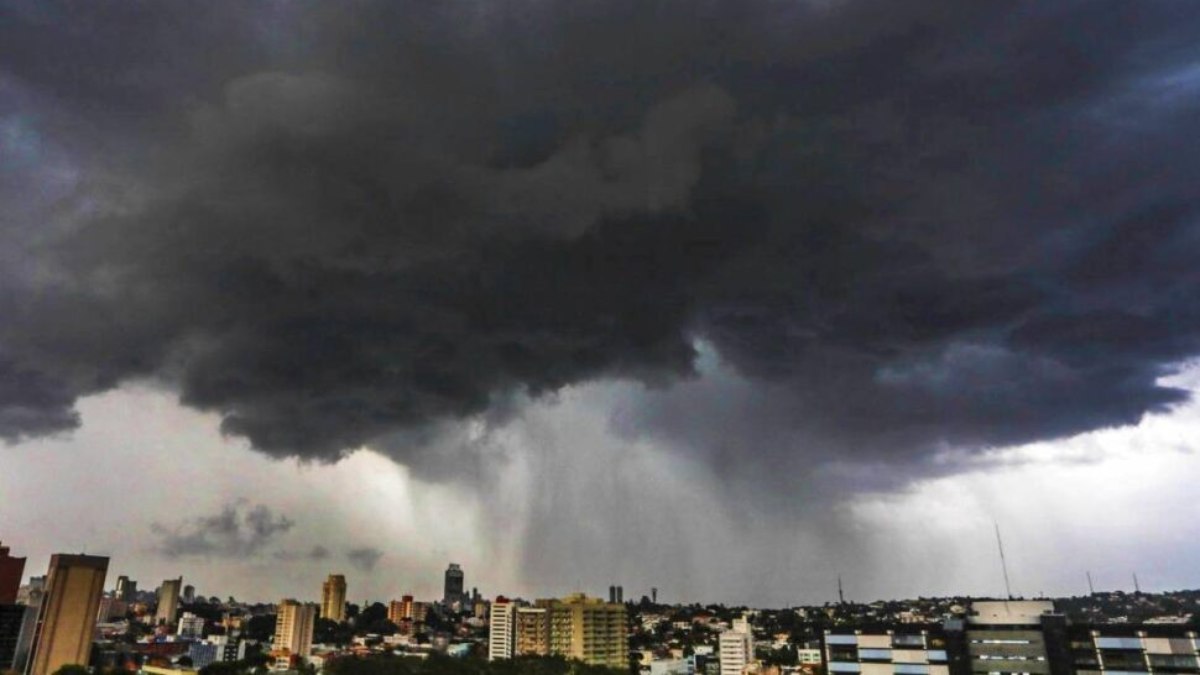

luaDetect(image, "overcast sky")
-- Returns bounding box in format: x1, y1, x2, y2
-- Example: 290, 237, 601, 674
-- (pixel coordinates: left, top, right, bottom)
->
2, 0, 1200, 606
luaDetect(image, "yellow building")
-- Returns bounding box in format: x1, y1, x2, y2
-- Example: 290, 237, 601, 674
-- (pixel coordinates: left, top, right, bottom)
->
274, 599, 316, 658
516, 606, 550, 656
320, 575, 346, 623
27, 554, 109, 675
548, 593, 628, 669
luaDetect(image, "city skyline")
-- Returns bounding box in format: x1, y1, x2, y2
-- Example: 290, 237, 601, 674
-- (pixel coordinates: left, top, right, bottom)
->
3, 0, 1200, 608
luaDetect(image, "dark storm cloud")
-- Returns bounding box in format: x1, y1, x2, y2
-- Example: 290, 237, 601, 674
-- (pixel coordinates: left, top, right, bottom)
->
346, 547, 384, 573
273, 545, 331, 562
2, 1, 1200, 472
153, 502, 294, 559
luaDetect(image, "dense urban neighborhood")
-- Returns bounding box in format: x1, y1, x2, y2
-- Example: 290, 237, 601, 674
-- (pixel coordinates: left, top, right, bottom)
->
3, 541, 1199, 675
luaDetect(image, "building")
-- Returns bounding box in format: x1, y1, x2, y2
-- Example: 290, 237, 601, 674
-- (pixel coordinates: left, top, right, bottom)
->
189, 642, 221, 670
387, 600, 406, 626
95, 596, 127, 623
0, 542, 26, 605
1, 604, 38, 672
411, 601, 430, 623
274, 599, 316, 659
548, 593, 628, 669
489, 597, 517, 661
516, 607, 551, 656
444, 564, 465, 606
25, 554, 109, 675
1067, 624, 1200, 675
388, 595, 429, 624
965, 601, 1064, 675
156, 578, 183, 626
189, 637, 255, 670
183, 585, 195, 604
720, 625, 755, 675
16, 578, 45, 608
823, 625, 959, 675
650, 657, 696, 675
114, 577, 137, 603
321, 575, 347, 623
177, 612, 205, 638
797, 648, 822, 669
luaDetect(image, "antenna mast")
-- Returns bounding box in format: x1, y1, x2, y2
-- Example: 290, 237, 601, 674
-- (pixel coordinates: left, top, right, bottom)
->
1087, 571, 1095, 595
1133, 573, 1141, 594
838, 576, 845, 605
994, 521, 1014, 600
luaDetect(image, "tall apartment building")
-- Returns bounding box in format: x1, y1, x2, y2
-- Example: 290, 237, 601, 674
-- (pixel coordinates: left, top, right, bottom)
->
489, 597, 517, 661
274, 600, 316, 658
321, 575, 347, 622
516, 607, 551, 656
25, 554, 109, 675
387, 600, 406, 626
0, 542, 26, 605
548, 593, 628, 669
155, 578, 182, 626
719, 624, 755, 675
387, 595, 428, 625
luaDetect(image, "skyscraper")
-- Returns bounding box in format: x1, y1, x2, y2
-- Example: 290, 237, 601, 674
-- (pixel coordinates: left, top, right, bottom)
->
25, 554, 109, 675
320, 575, 346, 622
0, 542, 26, 605
443, 564, 464, 606
273, 600, 315, 658
488, 597, 517, 661
114, 577, 137, 603
156, 578, 182, 626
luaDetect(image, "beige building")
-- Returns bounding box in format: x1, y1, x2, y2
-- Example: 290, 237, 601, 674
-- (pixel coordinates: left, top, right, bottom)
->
320, 575, 347, 623
516, 606, 551, 656
387, 599, 406, 626
26, 554, 109, 675
547, 593, 628, 669
274, 599, 316, 658
155, 578, 182, 627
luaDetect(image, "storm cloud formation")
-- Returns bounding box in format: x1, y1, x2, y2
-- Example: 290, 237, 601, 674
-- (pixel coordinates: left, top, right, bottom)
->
2, 1, 1200, 477
153, 502, 294, 559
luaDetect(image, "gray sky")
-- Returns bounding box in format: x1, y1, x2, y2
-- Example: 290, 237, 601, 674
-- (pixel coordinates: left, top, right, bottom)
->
3, 0, 1200, 605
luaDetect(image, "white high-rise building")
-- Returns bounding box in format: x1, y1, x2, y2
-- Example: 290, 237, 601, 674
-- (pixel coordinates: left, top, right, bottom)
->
719, 619, 754, 675
488, 597, 517, 661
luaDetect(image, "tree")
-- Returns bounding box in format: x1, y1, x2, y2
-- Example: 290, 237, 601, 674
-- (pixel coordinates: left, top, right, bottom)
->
245, 614, 277, 642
